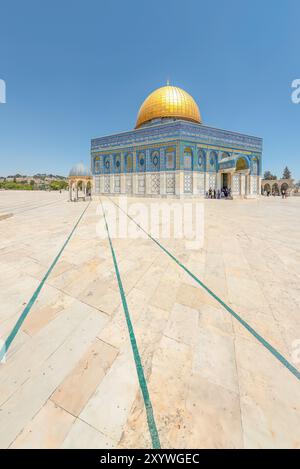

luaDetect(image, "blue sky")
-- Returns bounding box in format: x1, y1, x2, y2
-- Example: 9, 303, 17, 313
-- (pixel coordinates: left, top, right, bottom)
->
0, 0, 299, 179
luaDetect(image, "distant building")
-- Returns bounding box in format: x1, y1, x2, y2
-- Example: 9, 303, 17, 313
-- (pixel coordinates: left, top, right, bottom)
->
261, 178, 294, 196
68, 163, 92, 201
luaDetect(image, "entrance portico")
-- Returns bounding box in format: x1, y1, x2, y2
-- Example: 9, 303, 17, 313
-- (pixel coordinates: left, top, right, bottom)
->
218, 156, 260, 198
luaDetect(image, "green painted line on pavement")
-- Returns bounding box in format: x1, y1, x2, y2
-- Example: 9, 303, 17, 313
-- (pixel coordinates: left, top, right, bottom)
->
107, 196, 300, 382
0, 202, 91, 362
100, 198, 161, 449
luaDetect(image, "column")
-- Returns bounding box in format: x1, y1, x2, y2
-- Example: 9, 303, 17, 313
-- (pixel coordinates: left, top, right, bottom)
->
258, 176, 262, 196
247, 175, 252, 196
132, 173, 138, 195
205, 172, 211, 192
120, 174, 126, 194
241, 174, 246, 196
110, 174, 114, 194
146, 173, 151, 195
192, 172, 198, 195
160, 171, 166, 196
120, 152, 125, 174
176, 171, 184, 196
216, 173, 222, 192
100, 175, 105, 194
198, 173, 205, 197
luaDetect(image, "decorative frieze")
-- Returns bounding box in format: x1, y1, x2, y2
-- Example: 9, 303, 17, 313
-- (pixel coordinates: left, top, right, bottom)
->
91, 120, 262, 198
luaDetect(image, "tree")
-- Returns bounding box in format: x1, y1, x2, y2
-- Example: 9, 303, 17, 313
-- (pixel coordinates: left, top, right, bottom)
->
49, 180, 68, 191
283, 166, 292, 180
263, 171, 277, 180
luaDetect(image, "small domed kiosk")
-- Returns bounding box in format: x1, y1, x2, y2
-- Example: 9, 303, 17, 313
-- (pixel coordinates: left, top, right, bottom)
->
68, 163, 92, 201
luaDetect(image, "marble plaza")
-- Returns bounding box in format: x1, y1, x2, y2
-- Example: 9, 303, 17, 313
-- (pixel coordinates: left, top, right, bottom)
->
0, 191, 300, 449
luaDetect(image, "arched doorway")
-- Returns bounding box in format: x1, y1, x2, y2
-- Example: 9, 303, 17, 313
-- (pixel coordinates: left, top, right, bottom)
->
86, 180, 92, 198
222, 173, 230, 190
272, 183, 280, 196
183, 147, 193, 170
234, 157, 249, 196
236, 157, 248, 171
264, 183, 271, 195
281, 182, 289, 195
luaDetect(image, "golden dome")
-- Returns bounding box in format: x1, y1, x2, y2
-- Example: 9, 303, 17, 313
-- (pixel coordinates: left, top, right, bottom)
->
135, 85, 202, 128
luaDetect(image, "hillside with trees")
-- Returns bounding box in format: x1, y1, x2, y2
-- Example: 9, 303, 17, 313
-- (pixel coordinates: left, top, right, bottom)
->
0, 174, 68, 191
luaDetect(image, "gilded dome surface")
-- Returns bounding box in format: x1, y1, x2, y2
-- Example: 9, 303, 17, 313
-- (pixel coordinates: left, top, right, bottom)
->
135, 85, 202, 128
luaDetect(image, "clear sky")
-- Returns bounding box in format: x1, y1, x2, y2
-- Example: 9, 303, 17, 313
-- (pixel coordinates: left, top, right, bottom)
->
0, 0, 299, 180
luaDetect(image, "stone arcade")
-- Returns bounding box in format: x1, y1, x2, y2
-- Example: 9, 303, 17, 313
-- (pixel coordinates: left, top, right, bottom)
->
91, 84, 262, 198
68, 163, 92, 201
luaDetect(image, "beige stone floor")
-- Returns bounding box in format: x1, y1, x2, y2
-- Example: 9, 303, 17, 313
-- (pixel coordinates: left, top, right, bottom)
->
0, 190, 299, 449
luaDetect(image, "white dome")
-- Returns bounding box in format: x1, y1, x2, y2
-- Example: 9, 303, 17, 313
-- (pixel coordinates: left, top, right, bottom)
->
69, 162, 91, 177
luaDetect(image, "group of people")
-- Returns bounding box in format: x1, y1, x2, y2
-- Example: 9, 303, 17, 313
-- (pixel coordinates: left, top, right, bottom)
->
205, 187, 232, 199
263, 190, 288, 199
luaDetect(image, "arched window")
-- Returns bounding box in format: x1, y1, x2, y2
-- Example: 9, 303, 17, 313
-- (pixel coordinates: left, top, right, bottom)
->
209, 151, 218, 168
151, 150, 159, 168
94, 157, 100, 173
126, 153, 133, 172
104, 156, 110, 171
166, 147, 175, 169
184, 147, 193, 170
115, 154, 121, 172
198, 149, 206, 168
138, 152, 146, 170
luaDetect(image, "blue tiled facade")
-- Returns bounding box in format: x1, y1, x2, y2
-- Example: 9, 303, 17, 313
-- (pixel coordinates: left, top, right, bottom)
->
91, 120, 262, 177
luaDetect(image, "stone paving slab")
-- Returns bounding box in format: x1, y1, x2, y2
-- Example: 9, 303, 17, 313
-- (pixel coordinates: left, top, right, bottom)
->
0, 191, 299, 448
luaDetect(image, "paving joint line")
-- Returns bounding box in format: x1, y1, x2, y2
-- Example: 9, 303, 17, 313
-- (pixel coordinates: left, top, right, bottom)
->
0, 202, 91, 362
106, 196, 300, 382
100, 197, 161, 449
